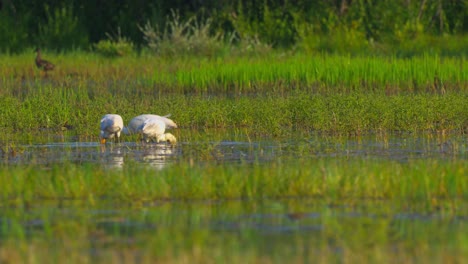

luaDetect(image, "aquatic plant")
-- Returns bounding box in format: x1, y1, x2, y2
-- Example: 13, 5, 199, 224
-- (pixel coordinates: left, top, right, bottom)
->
0, 158, 465, 206
0, 158, 466, 263
1, 52, 466, 136
0, 51, 466, 264
0, 86, 465, 139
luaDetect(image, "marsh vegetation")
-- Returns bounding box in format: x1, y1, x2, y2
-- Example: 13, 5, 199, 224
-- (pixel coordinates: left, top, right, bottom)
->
1, 53, 467, 137
0, 51, 466, 263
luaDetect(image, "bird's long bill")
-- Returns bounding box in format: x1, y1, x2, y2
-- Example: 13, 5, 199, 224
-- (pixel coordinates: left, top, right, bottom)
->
100, 138, 106, 144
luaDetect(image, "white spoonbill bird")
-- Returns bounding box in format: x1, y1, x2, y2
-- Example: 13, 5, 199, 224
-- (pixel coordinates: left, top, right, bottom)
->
141, 117, 177, 144
123, 114, 177, 135
100, 114, 124, 144
123, 114, 177, 145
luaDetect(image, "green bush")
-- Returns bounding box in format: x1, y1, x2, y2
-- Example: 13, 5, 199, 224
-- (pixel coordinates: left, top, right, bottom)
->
37, 4, 88, 50
140, 10, 226, 57
93, 28, 134, 57
229, 35, 273, 57
229, 1, 296, 48
0, 10, 29, 53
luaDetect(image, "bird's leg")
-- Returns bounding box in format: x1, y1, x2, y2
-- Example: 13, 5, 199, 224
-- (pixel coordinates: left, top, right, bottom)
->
139, 134, 148, 146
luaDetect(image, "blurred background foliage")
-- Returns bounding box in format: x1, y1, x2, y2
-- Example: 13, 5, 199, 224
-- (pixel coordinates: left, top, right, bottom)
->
0, 0, 467, 55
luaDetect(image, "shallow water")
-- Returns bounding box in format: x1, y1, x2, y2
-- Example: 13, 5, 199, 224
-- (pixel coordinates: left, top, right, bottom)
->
1, 131, 466, 261
1, 197, 465, 262
3, 132, 467, 168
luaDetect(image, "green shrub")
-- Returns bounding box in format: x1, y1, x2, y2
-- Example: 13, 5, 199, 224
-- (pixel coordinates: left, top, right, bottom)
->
93, 28, 134, 57
229, 1, 296, 48
140, 10, 226, 57
0, 10, 29, 53
37, 4, 88, 50
229, 35, 273, 57
295, 10, 370, 55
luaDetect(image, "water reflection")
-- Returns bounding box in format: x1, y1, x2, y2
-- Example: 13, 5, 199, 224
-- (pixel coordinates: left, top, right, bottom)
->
6, 199, 464, 243
4, 141, 178, 169
137, 144, 175, 170
99, 143, 177, 169
204, 134, 467, 163
100, 145, 124, 169
1, 132, 466, 167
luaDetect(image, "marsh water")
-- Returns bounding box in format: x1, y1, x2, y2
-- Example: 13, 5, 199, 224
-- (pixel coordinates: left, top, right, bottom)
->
4, 131, 467, 167
1, 131, 467, 261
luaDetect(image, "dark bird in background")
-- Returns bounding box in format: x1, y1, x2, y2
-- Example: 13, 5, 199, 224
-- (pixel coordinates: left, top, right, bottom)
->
35, 48, 55, 74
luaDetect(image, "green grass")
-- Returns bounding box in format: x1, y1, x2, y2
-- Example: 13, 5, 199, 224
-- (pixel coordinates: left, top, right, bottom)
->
0, 51, 467, 263
1, 51, 467, 94
151, 54, 467, 94
0, 158, 465, 206
0, 158, 466, 263
0, 51, 467, 138
0, 89, 466, 139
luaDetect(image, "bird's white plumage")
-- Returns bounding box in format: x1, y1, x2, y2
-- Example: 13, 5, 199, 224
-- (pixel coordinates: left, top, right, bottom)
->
100, 114, 124, 143
123, 114, 177, 144
123, 114, 177, 135
142, 118, 166, 140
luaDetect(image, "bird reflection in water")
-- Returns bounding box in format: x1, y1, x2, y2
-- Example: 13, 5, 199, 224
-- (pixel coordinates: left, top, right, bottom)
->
100, 143, 175, 170
140, 144, 174, 170
100, 144, 124, 169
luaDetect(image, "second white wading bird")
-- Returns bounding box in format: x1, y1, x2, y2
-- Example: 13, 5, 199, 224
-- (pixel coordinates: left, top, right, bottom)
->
141, 118, 177, 144
123, 114, 177, 145
100, 114, 124, 144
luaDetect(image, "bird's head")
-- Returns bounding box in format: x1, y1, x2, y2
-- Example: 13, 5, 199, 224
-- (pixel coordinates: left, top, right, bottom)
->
99, 131, 107, 144
163, 133, 177, 145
